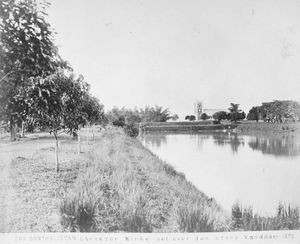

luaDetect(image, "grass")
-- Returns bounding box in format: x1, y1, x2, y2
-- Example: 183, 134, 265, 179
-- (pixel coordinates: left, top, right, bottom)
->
59, 127, 228, 232
231, 203, 300, 231
0, 136, 89, 232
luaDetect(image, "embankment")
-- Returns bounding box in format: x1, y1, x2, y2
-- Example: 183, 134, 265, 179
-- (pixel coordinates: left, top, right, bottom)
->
236, 122, 300, 135
60, 127, 228, 232
140, 121, 237, 133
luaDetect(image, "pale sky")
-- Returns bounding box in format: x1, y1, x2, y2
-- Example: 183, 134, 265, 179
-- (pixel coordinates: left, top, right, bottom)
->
47, 0, 300, 118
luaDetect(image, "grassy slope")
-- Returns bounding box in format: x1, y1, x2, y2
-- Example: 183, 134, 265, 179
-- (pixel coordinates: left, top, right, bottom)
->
60, 127, 228, 232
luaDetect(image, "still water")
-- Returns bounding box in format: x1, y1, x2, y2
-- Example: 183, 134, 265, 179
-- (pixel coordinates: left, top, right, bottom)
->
140, 132, 300, 216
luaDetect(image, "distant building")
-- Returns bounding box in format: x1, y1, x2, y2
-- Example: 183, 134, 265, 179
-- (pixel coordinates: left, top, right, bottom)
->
194, 101, 203, 120
194, 100, 227, 119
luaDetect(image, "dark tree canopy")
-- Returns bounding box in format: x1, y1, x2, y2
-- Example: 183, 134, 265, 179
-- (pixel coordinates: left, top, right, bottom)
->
200, 113, 209, 120
26, 71, 104, 135
185, 115, 196, 121
247, 100, 300, 123
227, 103, 245, 123
212, 111, 228, 123
0, 0, 68, 138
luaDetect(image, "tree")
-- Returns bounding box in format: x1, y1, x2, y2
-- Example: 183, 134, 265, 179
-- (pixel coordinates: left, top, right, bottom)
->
112, 116, 125, 127
228, 103, 245, 123
0, 0, 68, 140
171, 114, 179, 121
212, 111, 228, 123
140, 105, 172, 122
189, 115, 196, 121
26, 71, 103, 172
247, 106, 262, 122
251, 100, 300, 123
184, 115, 196, 121
200, 113, 209, 120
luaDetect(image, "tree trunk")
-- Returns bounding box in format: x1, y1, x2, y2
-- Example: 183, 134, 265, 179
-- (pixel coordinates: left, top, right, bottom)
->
78, 129, 81, 154
10, 119, 17, 141
21, 121, 25, 138
86, 127, 89, 146
92, 127, 94, 142
54, 133, 59, 172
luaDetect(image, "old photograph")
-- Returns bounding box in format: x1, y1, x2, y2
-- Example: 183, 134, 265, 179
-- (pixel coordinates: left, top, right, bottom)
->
0, 0, 300, 242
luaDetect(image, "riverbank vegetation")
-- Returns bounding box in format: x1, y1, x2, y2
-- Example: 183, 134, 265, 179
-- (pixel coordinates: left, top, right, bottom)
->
231, 203, 300, 231
59, 127, 227, 232
247, 100, 300, 123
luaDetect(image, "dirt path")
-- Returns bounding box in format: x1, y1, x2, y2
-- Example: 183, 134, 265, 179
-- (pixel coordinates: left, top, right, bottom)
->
0, 136, 56, 232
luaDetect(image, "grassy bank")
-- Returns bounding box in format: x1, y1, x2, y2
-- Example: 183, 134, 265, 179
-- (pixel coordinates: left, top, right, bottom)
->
59, 127, 228, 232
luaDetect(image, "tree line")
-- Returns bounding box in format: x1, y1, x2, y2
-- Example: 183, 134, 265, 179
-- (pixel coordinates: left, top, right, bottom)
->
186, 101, 300, 124
185, 103, 246, 123
247, 100, 300, 123
0, 0, 104, 171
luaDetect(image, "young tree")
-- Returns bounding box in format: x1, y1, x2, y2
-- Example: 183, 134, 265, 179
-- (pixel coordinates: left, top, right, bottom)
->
26, 71, 104, 172
0, 0, 68, 140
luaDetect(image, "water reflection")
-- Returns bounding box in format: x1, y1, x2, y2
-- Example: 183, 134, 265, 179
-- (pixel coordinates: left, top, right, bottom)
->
140, 132, 300, 215
248, 135, 300, 157
212, 133, 245, 154
142, 132, 300, 157
142, 133, 167, 148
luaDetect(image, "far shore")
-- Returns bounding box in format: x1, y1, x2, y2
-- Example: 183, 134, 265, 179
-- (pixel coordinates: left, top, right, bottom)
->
138, 120, 300, 134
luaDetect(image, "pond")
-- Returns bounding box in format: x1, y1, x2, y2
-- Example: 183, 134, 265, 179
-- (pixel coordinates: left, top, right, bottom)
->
140, 131, 300, 216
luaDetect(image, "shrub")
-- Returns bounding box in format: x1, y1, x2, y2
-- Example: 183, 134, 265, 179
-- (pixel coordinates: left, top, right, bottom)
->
124, 123, 139, 137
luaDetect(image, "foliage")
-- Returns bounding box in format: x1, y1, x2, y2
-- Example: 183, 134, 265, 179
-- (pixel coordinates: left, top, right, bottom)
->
231, 203, 300, 231
139, 105, 172, 122
227, 103, 245, 123
0, 0, 68, 137
185, 115, 196, 121
212, 111, 228, 123
27, 72, 103, 135
247, 106, 262, 121
200, 113, 209, 120
26, 71, 104, 171
112, 116, 125, 127
249, 100, 300, 123
106, 105, 173, 124
171, 114, 179, 121
124, 123, 139, 137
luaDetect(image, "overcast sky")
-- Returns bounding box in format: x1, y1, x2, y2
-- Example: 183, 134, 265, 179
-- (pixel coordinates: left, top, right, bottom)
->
47, 0, 300, 118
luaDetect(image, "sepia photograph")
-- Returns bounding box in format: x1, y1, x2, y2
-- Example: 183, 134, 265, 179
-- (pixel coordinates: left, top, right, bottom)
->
0, 0, 300, 243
